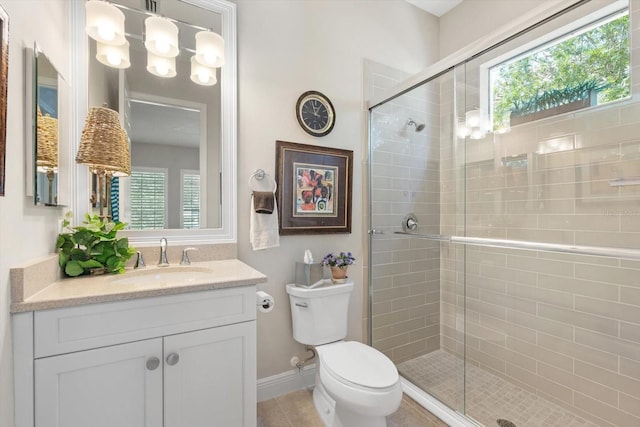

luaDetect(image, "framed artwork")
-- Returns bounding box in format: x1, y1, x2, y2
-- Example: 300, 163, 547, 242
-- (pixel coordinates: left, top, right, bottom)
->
276, 140, 353, 235
0, 4, 8, 196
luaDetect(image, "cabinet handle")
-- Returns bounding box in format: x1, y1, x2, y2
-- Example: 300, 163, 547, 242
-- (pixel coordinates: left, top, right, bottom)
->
166, 353, 180, 366
146, 356, 160, 371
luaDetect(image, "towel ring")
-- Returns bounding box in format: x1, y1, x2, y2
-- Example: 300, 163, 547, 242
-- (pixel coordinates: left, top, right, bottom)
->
249, 169, 277, 193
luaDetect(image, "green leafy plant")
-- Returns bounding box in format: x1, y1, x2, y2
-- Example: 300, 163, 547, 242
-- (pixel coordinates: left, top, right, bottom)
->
56, 213, 136, 277
510, 80, 608, 118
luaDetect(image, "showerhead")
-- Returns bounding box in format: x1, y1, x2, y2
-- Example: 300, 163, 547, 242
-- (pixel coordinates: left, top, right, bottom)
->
407, 118, 425, 132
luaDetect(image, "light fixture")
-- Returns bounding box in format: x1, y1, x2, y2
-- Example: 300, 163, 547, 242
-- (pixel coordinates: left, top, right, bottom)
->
36, 108, 59, 206
195, 31, 224, 68
85, 0, 126, 46
76, 106, 131, 220
144, 16, 179, 58
457, 108, 489, 139
190, 56, 217, 86
96, 40, 130, 69
85, 2, 223, 85
147, 51, 176, 78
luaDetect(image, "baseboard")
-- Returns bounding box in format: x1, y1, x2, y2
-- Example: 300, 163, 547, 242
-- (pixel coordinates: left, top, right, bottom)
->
257, 364, 316, 402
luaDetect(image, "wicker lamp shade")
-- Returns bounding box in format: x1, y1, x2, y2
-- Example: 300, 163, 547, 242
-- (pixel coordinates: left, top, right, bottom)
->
36, 108, 58, 171
76, 106, 131, 176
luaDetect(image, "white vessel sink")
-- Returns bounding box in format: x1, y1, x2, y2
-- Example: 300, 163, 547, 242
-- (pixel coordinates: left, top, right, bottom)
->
111, 267, 215, 286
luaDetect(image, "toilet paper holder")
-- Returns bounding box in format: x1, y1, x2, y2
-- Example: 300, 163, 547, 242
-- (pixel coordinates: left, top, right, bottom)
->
256, 291, 275, 313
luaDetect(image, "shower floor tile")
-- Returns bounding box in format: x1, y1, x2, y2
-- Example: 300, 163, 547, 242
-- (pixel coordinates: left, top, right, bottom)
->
398, 350, 600, 427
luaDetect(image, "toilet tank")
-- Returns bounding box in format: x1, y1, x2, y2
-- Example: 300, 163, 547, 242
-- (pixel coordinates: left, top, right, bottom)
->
286, 281, 354, 346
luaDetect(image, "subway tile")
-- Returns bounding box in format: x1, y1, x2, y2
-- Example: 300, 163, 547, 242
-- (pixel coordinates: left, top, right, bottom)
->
507, 309, 574, 340
574, 263, 639, 287
537, 332, 618, 372
508, 282, 574, 309
621, 286, 640, 306
620, 357, 640, 380
621, 321, 640, 343
539, 303, 618, 336
620, 392, 640, 418
479, 313, 538, 344
573, 392, 640, 427
538, 273, 618, 301
575, 296, 640, 325
480, 289, 537, 315
538, 361, 618, 406
507, 336, 574, 372
479, 339, 537, 372
575, 328, 640, 362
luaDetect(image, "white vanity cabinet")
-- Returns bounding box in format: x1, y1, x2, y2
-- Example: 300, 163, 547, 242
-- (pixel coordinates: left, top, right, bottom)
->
13, 285, 257, 427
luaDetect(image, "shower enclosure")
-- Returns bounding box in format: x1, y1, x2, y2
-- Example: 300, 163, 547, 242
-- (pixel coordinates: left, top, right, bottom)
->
368, 1, 640, 426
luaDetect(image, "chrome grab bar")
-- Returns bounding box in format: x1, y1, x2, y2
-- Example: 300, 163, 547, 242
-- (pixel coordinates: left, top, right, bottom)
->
392, 231, 640, 261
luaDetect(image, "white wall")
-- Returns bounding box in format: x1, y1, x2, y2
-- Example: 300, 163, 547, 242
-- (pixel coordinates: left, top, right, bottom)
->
235, 0, 439, 379
0, 1, 69, 426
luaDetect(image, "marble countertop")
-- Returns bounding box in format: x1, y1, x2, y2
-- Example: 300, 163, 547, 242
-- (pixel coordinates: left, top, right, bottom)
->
11, 259, 267, 313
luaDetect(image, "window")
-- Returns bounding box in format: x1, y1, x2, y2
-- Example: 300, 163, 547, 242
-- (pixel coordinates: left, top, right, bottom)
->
129, 168, 167, 230
181, 170, 200, 229
490, 6, 630, 130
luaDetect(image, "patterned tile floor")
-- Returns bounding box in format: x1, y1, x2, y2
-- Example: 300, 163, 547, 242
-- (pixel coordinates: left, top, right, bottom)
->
257, 389, 448, 427
398, 350, 600, 427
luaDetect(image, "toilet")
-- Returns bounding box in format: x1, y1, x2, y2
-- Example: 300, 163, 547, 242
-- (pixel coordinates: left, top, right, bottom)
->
286, 281, 402, 427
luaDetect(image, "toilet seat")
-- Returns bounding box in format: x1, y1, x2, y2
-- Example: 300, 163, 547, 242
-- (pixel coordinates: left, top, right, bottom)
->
317, 341, 399, 390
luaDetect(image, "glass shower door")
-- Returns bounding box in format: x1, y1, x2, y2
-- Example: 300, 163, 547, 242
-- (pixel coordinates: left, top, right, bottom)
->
368, 68, 466, 415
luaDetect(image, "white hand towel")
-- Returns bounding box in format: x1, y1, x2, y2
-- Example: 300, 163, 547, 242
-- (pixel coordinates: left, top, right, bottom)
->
250, 194, 280, 250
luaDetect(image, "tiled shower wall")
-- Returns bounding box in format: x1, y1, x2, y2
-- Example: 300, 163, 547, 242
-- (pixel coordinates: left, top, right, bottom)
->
370, 73, 441, 365
439, 2, 640, 425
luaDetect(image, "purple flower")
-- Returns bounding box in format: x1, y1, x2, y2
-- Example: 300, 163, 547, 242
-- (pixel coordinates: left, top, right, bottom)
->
321, 251, 356, 267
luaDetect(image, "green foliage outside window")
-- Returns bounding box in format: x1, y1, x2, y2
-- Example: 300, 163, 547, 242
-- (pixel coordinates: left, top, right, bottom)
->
491, 12, 630, 129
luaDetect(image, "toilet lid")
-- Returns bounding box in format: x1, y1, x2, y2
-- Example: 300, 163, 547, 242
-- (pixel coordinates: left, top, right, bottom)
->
320, 341, 398, 389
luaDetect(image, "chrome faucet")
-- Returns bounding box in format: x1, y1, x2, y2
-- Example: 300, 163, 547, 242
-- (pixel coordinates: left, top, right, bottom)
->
158, 238, 170, 267
180, 247, 197, 265
134, 251, 146, 269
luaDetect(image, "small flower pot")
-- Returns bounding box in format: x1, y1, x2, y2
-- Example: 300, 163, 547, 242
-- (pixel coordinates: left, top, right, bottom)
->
330, 266, 348, 284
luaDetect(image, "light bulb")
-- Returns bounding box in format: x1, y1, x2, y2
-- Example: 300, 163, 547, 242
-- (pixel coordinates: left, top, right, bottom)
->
155, 38, 170, 55
197, 70, 210, 84
106, 52, 122, 66
203, 52, 216, 66
97, 24, 115, 42
156, 62, 169, 76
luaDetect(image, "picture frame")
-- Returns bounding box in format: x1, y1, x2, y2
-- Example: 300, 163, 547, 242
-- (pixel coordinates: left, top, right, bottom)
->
275, 140, 353, 235
0, 4, 8, 196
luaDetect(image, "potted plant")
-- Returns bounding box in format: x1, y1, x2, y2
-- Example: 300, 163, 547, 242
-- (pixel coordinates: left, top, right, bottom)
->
321, 251, 355, 284
56, 213, 136, 277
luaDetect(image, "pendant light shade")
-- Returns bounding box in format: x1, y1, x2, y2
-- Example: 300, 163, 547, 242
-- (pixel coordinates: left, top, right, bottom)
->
147, 51, 176, 78
96, 40, 131, 69
190, 56, 217, 86
85, 0, 126, 46
195, 31, 224, 68
144, 16, 179, 58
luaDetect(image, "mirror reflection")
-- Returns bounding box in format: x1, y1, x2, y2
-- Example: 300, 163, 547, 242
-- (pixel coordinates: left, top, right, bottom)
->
34, 47, 59, 206
87, 0, 222, 229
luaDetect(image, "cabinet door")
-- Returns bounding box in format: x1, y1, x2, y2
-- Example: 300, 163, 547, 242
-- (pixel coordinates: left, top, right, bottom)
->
164, 321, 257, 427
35, 338, 163, 427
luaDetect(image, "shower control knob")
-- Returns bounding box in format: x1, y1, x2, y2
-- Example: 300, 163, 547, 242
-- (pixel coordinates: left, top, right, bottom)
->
402, 213, 419, 232
406, 218, 418, 230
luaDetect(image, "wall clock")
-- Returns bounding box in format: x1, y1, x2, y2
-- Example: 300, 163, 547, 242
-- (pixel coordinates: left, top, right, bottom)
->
296, 90, 335, 137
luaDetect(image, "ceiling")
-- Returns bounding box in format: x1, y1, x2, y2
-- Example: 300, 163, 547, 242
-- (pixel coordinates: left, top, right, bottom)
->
405, 0, 464, 17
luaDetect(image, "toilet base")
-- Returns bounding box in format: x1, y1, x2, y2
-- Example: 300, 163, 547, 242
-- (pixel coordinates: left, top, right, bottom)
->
312, 380, 388, 427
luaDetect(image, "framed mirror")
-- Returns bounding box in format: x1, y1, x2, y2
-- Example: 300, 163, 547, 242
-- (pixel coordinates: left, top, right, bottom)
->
71, 0, 237, 245
26, 44, 64, 206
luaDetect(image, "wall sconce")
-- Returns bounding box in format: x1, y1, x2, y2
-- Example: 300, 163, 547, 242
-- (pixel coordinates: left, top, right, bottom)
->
190, 56, 217, 86
195, 31, 225, 68
76, 106, 131, 220
85, 0, 126, 46
96, 40, 130, 69
36, 108, 58, 206
147, 51, 176, 78
144, 16, 179, 58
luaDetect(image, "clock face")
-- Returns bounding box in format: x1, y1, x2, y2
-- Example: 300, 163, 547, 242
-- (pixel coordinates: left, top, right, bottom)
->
296, 91, 335, 137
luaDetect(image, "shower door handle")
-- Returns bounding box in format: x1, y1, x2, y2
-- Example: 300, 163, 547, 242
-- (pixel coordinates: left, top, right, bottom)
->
368, 229, 384, 235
